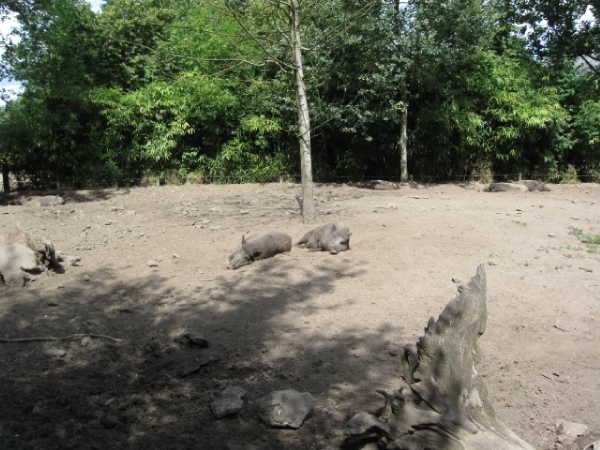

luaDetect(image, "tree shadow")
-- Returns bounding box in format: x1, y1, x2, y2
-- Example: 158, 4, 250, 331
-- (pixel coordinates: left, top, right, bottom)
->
0, 256, 410, 450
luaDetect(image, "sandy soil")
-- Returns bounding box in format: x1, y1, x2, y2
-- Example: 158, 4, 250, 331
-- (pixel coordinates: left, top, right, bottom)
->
0, 182, 599, 450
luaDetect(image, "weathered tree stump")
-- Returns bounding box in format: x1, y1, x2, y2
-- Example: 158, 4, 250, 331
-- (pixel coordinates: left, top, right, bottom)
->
340, 265, 536, 450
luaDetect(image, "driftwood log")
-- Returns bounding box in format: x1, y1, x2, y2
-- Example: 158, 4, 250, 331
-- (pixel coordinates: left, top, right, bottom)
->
339, 265, 536, 450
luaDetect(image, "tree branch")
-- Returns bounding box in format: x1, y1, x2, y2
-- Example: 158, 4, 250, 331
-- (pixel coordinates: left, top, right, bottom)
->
223, 0, 294, 72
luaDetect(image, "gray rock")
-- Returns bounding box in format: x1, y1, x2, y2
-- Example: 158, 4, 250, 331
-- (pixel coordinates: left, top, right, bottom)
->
227, 231, 292, 269
182, 331, 211, 348
122, 407, 139, 423
211, 386, 246, 419
257, 389, 313, 429
556, 420, 589, 439
101, 414, 120, 429
43, 345, 66, 357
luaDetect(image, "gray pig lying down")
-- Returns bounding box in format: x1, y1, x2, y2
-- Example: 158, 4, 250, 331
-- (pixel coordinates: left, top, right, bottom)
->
296, 222, 351, 255
26, 195, 65, 207
227, 231, 292, 269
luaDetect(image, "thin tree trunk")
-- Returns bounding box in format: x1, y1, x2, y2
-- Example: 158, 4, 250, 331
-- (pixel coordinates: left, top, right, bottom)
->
400, 98, 408, 183
290, 0, 315, 222
2, 166, 10, 193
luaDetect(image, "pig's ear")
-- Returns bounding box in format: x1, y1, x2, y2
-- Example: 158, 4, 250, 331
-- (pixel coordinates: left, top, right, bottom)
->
242, 235, 246, 245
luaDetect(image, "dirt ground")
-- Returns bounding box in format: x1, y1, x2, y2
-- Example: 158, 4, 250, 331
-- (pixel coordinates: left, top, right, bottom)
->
0, 181, 599, 450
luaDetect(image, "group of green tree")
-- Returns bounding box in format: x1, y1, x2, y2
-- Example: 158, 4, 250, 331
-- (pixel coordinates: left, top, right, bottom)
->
1, 0, 599, 193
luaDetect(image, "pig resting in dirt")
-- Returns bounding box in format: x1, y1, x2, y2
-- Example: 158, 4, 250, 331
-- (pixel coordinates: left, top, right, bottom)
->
484, 180, 550, 192
296, 222, 351, 255
26, 195, 65, 207
515, 179, 550, 191
227, 231, 292, 270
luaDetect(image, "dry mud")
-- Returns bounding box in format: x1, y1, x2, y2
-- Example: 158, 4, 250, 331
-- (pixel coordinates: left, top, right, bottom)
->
1, 182, 599, 450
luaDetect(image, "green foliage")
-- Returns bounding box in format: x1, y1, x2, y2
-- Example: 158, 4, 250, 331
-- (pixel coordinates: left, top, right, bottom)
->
1, 0, 599, 187
570, 228, 600, 253
200, 115, 285, 183
92, 73, 239, 164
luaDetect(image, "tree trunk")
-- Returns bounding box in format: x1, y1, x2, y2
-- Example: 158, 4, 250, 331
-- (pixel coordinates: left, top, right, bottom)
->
399, 98, 408, 183
2, 166, 10, 193
338, 265, 536, 450
290, 0, 315, 223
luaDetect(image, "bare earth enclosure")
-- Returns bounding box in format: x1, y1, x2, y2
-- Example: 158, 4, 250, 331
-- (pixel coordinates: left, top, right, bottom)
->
1, 182, 599, 450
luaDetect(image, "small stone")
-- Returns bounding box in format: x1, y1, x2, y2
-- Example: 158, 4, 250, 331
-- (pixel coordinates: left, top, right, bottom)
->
101, 414, 119, 429
388, 345, 401, 357
257, 389, 313, 429
43, 346, 66, 357
183, 332, 211, 348
83, 274, 91, 282
147, 260, 159, 267
548, 233, 556, 237
46, 300, 59, 306
556, 420, 588, 439
80, 336, 91, 347
173, 253, 180, 259
117, 289, 127, 296
122, 407, 138, 423
488, 261, 497, 266
211, 386, 246, 419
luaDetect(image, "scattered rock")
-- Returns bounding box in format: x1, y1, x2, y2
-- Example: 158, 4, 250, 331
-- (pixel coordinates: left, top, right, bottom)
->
101, 414, 120, 429
43, 346, 66, 357
557, 420, 589, 439
211, 386, 247, 419
257, 389, 313, 429
582, 438, 600, 450
122, 407, 139, 423
388, 345, 401, 357
180, 331, 211, 348
147, 259, 159, 267
556, 420, 589, 446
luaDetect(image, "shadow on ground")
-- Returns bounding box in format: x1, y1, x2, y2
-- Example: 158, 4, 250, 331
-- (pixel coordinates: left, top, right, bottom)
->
0, 258, 410, 450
